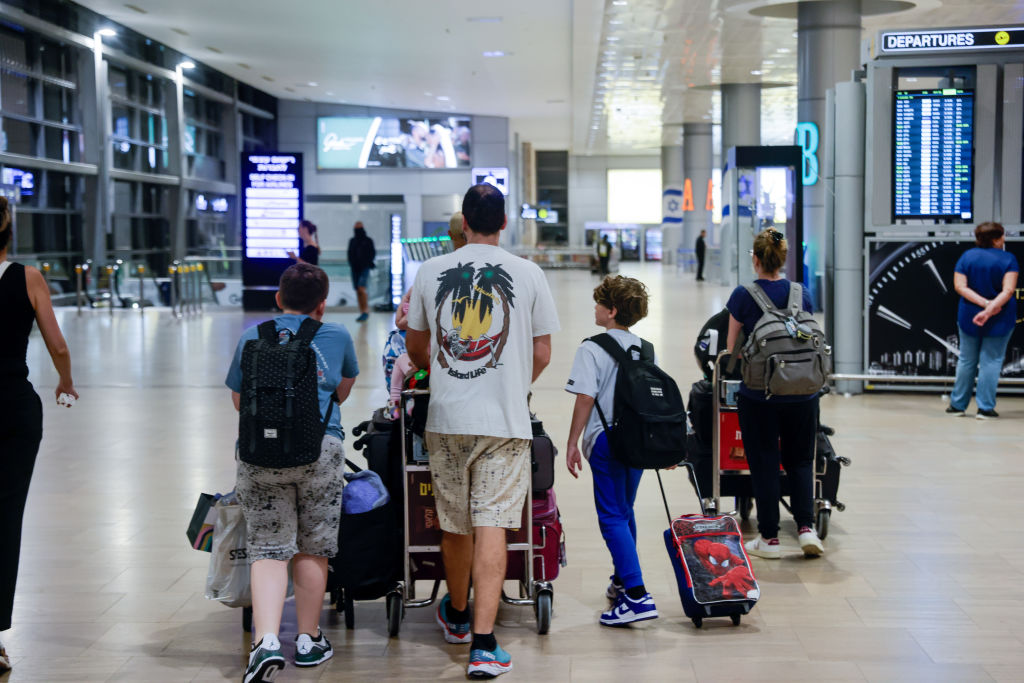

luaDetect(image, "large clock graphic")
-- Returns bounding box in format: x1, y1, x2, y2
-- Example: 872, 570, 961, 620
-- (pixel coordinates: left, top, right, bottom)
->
867, 240, 1024, 378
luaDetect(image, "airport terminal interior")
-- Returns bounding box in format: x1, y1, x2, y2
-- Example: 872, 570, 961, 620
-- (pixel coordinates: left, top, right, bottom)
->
3, 0, 1024, 681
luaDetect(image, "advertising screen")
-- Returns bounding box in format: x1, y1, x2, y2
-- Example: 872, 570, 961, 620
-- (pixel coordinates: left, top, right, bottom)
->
892, 89, 974, 220
317, 116, 471, 169
242, 153, 302, 259
866, 240, 1024, 379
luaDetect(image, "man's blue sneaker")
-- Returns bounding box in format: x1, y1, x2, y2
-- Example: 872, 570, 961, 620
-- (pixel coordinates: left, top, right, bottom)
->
436, 593, 472, 644
467, 643, 513, 679
600, 592, 659, 627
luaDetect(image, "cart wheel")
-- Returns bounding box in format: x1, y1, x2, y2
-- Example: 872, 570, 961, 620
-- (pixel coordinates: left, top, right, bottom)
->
816, 509, 831, 540
730, 614, 741, 626
242, 606, 253, 633
344, 592, 355, 630
386, 592, 403, 637
535, 590, 553, 635
692, 617, 703, 628
736, 497, 753, 521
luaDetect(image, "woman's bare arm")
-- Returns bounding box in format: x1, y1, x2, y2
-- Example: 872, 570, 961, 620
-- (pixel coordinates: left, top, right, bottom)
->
26, 266, 77, 402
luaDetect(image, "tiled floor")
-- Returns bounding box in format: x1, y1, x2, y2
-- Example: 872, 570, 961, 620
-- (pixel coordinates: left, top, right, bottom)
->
6, 262, 1024, 682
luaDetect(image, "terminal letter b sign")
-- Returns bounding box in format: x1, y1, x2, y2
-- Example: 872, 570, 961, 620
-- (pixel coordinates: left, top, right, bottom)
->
795, 122, 819, 186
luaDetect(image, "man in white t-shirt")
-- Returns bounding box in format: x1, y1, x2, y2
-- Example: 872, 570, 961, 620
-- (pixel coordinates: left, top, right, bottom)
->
406, 184, 560, 679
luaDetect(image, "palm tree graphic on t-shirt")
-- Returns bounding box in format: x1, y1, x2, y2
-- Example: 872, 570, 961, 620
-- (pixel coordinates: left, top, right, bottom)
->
433, 262, 515, 370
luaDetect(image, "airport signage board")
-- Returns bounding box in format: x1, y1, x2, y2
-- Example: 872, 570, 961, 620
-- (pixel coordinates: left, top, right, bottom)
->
241, 152, 303, 310
880, 27, 1024, 54
242, 153, 303, 259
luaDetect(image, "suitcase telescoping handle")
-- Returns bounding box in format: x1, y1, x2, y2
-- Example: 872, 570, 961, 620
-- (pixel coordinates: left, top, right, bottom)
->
655, 461, 706, 526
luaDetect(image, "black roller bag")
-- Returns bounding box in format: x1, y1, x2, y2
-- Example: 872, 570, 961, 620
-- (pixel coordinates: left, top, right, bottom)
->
328, 409, 403, 628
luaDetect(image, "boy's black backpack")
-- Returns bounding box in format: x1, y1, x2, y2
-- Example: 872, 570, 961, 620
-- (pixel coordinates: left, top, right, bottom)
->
588, 334, 686, 470
238, 318, 333, 468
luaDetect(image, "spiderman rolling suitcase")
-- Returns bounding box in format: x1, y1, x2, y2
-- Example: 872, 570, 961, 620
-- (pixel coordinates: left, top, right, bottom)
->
657, 466, 759, 628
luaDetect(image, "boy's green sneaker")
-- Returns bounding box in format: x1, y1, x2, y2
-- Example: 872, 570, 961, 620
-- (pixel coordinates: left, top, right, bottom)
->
243, 635, 285, 683
294, 630, 333, 667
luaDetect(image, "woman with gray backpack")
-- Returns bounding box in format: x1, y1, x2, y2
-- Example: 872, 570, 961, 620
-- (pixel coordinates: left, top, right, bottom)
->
725, 229, 829, 560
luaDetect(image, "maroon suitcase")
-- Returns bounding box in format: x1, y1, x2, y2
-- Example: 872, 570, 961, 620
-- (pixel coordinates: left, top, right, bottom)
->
507, 489, 565, 582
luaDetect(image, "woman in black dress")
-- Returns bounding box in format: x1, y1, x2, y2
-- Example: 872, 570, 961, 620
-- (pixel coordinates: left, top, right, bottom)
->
288, 219, 320, 266
0, 196, 78, 672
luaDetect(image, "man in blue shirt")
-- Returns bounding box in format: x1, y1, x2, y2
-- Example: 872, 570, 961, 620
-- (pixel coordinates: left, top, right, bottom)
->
225, 264, 358, 682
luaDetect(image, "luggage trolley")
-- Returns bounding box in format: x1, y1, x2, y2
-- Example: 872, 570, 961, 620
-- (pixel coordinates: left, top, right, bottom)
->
707, 353, 850, 536
386, 387, 554, 637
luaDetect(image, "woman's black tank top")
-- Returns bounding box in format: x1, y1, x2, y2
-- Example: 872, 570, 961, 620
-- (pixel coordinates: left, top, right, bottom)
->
0, 262, 36, 382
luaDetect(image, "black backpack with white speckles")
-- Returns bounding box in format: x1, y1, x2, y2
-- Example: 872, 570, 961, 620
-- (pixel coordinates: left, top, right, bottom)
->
238, 318, 333, 468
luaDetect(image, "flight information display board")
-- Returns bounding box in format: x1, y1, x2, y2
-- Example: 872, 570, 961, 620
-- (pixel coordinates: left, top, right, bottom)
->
242, 153, 303, 258
893, 89, 974, 220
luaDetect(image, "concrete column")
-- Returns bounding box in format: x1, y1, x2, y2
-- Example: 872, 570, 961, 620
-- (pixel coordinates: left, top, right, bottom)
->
521, 140, 536, 248
660, 144, 683, 264
165, 69, 188, 261
682, 122, 713, 260
833, 81, 866, 394
721, 83, 761, 158
798, 0, 861, 310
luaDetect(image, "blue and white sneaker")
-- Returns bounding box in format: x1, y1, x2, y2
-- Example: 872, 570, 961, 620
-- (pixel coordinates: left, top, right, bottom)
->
600, 592, 659, 626
467, 644, 513, 679
605, 575, 624, 600
436, 593, 472, 644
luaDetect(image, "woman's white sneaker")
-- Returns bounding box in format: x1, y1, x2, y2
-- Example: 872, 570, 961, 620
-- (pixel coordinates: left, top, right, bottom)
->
744, 536, 781, 559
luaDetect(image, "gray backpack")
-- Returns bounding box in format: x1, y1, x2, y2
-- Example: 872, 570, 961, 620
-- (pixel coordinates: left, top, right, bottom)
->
737, 282, 831, 398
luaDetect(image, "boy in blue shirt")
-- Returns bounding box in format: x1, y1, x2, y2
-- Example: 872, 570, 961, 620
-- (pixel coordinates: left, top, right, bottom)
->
565, 275, 659, 626
225, 264, 358, 682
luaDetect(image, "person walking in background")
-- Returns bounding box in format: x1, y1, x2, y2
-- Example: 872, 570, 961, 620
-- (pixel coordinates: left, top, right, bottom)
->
287, 220, 321, 266
726, 228, 823, 559
0, 196, 78, 674
597, 234, 612, 276
695, 229, 707, 281
946, 222, 1019, 419
406, 184, 560, 679
348, 221, 376, 322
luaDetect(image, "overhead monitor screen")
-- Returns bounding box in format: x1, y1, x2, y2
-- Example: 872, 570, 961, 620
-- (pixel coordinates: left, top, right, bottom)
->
242, 153, 302, 259
893, 89, 974, 220
317, 116, 471, 169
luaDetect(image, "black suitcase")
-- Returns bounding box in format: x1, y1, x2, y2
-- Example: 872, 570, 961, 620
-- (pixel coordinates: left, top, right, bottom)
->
531, 415, 557, 493
329, 411, 404, 629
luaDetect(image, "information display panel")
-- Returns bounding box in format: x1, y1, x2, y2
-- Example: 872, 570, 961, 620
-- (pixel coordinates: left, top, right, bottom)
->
893, 89, 974, 220
242, 153, 303, 259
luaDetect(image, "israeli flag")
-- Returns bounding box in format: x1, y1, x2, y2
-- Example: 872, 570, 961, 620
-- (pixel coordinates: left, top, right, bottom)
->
663, 186, 683, 224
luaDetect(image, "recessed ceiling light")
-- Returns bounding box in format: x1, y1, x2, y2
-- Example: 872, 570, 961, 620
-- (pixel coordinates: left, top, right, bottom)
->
437, 95, 450, 101
326, 91, 334, 96
262, 75, 274, 82
97, 28, 117, 37
609, 20, 623, 25
171, 27, 189, 36
763, 60, 775, 65
206, 46, 223, 54
307, 82, 318, 86
482, 51, 506, 57
751, 70, 762, 75
178, 60, 196, 69
124, 4, 147, 13
777, 47, 791, 53
613, 0, 628, 5
607, 36, 620, 42
424, 92, 432, 96
285, 87, 295, 93
467, 16, 502, 22
237, 63, 251, 69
